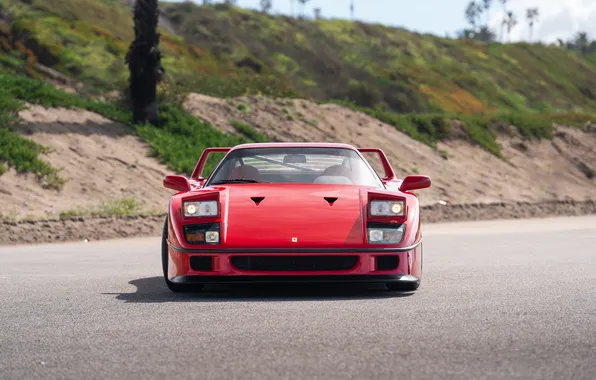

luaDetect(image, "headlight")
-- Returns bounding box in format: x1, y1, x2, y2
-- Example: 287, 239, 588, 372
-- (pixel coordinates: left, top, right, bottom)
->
184, 223, 220, 244
184, 200, 218, 217
368, 224, 405, 244
370, 200, 405, 216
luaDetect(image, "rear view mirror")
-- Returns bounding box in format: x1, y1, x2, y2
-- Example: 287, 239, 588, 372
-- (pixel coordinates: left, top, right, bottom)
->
283, 154, 307, 164
399, 175, 431, 192
163, 175, 191, 192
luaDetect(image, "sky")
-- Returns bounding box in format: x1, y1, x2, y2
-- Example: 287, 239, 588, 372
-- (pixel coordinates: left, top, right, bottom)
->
175, 0, 596, 43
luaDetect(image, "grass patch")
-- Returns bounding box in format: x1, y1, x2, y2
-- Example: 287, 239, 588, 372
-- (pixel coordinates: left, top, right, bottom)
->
58, 197, 159, 219
236, 102, 250, 112
329, 99, 596, 156
136, 104, 251, 177
230, 120, 270, 142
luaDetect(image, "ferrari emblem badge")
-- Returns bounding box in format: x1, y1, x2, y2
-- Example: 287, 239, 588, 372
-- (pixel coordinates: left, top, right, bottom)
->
291, 237, 298, 243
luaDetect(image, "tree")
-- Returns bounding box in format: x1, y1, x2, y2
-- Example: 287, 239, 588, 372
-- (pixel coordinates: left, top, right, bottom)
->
476, 25, 497, 42
503, 11, 517, 42
260, 0, 272, 13
350, 0, 354, 19
297, 0, 310, 17
482, 0, 492, 26
465, 1, 482, 29
126, 0, 164, 125
456, 26, 496, 42
498, 0, 508, 41
574, 31, 589, 55
526, 7, 539, 41
313, 7, 322, 19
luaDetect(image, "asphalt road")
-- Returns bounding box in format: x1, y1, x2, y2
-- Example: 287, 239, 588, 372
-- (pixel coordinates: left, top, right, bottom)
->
1, 216, 595, 380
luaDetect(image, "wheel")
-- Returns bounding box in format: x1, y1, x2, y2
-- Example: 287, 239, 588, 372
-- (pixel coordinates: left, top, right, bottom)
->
161, 216, 201, 292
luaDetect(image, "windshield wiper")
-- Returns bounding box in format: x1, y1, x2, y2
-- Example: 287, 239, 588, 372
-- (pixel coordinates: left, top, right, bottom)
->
210, 179, 266, 185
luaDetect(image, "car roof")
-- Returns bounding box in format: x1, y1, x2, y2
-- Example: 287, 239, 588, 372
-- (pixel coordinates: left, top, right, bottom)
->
228, 142, 359, 151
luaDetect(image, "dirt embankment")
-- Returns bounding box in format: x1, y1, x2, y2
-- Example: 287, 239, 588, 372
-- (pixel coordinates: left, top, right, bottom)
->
0, 105, 173, 220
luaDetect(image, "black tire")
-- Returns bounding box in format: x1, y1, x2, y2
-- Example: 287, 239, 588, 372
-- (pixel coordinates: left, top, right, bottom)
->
162, 216, 199, 292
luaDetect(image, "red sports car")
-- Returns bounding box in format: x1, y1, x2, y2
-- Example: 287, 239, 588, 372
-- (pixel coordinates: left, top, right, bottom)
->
161, 142, 431, 292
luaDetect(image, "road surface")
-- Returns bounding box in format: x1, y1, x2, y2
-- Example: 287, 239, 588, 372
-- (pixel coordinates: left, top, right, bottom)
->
1, 216, 595, 380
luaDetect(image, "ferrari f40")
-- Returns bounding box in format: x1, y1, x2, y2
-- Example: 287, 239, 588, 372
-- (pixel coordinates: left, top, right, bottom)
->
162, 143, 431, 292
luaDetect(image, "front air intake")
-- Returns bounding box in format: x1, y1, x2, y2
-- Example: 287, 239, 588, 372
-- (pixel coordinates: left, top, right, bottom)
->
190, 256, 213, 271
231, 256, 358, 271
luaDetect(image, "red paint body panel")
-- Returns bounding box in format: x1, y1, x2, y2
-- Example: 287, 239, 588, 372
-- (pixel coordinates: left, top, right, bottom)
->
164, 143, 429, 286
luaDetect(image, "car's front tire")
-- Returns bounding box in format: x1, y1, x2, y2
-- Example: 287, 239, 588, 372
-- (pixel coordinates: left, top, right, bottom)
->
161, 216, 202, 293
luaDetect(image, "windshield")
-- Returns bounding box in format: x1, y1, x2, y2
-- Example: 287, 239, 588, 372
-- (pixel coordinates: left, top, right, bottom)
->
205, 147, 384, 187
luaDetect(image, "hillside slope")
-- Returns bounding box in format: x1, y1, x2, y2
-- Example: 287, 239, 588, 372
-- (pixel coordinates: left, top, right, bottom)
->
0, 105, 172, 220
1, 95, 594, 226
2, 0, 596, 114
163, 3, 596, 113
0, 0, 298, 96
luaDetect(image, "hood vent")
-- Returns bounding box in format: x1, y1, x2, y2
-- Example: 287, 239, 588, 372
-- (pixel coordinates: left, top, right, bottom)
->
324, 197, 338, 205
251, 196, 265, 205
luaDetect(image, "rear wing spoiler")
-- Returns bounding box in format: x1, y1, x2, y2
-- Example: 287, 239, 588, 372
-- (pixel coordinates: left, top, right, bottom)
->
191, 147, 231, 180
357, 148, 396, 181
189, 146, 396, 182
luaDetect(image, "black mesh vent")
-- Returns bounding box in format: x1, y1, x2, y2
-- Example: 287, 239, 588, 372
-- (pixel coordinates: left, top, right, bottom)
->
376, 256, 399, 271
231, 256, 358, 271
190, 256, 213, 271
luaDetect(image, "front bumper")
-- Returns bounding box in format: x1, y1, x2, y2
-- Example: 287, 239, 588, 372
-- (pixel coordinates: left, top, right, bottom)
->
170, 274, 420, 285
166, 241, 422, 284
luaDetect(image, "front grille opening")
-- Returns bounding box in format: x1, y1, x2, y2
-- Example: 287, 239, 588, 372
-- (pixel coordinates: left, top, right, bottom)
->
190, 256, 213, 271
376, 255, 399, 271
231, 256, 358, 271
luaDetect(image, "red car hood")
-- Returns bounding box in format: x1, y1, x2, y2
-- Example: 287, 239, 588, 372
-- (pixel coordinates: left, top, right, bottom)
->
218, 184, 369, 248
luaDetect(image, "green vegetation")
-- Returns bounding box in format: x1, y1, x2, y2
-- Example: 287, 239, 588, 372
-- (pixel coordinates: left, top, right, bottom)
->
0, 74, 71, 189
229, 120, 270, 142
330, 99, 595, 155
0, 0, 300, 98
137, 104, 251, 176
164, 3, 596, 114
58, 197, 160, 219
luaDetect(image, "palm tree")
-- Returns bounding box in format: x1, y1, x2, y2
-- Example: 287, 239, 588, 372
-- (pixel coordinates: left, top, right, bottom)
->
574, 32, 589, 54
465, 1, 482, 29
482, 0, 492, 26
313, 7, 322, 19
503, 11, 517, 42
498, 0, 508, 41
126, 0, 164, 125
526, 8, 539, 41
297, 0, 309, 17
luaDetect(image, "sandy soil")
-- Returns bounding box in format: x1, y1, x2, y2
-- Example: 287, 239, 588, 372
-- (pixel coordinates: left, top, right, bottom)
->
183, 94, 596, 207
0, 105, 173, 220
